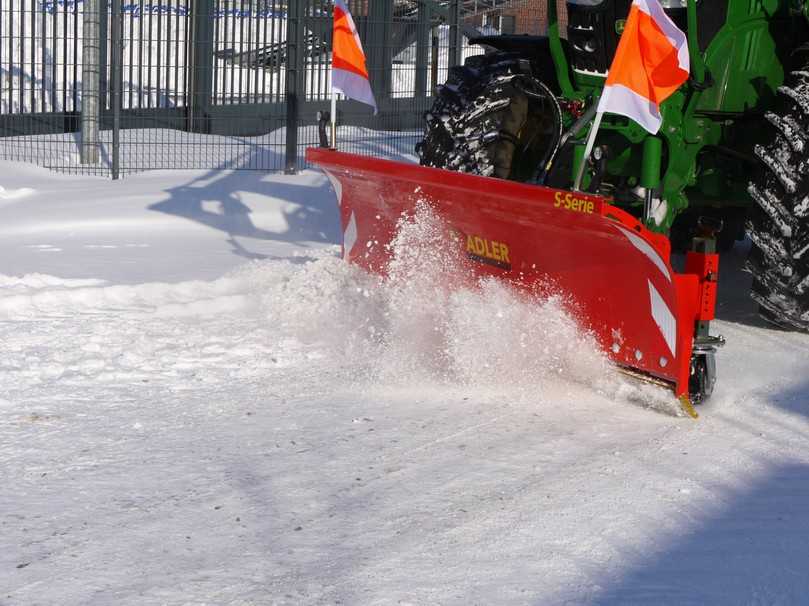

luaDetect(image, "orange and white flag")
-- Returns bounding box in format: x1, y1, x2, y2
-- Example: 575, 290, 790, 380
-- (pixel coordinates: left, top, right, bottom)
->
332, 0, 377, 113
597, 0, 689, 133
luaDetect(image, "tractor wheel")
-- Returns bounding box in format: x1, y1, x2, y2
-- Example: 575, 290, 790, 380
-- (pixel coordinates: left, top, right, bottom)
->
416, 52, 561, 182
747, 69, 809, 332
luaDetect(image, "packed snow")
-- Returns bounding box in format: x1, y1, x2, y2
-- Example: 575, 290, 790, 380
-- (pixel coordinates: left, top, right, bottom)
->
2, 158, 809, 605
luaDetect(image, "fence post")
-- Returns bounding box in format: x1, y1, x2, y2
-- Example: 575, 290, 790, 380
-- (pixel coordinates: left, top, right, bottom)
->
367, 0, 393, 105
415, 1, 430, 98
99, 0, 108, 114
111, 0, 122, 179
448, 0, 462, 69
431, 29, 439, 94
285, 0, 305, 174
188, 0, 214, 133
81, 0, 100, 164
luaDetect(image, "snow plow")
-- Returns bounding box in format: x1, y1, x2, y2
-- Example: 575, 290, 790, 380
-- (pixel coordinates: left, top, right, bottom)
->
306, 148, 722, 417
306, 0, 809, 414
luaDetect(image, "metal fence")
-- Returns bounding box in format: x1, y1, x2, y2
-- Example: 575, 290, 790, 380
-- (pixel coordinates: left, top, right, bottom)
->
0, 0, 543, 177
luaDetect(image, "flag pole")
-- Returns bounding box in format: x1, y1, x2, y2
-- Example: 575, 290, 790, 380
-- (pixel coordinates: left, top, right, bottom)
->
330, 88, 337, 149
573, 110, 603, 192
330, 3, 337, 151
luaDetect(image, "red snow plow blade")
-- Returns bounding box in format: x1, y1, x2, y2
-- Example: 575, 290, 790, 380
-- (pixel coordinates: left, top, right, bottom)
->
307, 149, 719, 414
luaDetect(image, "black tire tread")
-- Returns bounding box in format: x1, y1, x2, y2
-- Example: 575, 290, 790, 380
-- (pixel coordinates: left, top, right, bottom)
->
748, 69, 809, 330
417, 52, 559, 181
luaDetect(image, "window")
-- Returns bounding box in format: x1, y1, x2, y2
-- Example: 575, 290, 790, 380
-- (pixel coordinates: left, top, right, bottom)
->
501, 15, 516, 35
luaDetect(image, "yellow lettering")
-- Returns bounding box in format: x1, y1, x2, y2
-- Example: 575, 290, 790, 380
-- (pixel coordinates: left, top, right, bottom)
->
490, 241, 501, 261
554, 192, 596, 215
500, 243, 510, 264
463, 234, 512, 267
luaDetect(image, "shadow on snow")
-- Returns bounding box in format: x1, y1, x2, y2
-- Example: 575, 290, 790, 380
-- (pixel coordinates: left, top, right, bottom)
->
144, 134, 418, 262
589, 462, 809, 605
148, 149, 342, 262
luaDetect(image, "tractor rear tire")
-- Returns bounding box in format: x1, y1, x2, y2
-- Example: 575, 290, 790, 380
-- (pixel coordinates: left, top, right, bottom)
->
747, 69, 809, 332
416, 52, 560, 182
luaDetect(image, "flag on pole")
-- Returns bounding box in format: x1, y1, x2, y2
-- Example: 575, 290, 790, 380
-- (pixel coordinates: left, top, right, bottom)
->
597, 0, 689, 133
332, 0, 377, 114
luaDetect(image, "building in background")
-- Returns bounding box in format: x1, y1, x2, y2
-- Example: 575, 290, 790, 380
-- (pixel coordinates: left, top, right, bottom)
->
464, 0, 556, 36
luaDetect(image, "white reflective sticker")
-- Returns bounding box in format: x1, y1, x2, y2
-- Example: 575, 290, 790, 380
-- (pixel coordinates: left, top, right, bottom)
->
343, 211, 358, 261
616, 225, 672, 282
648, 280, 677, 358
324, 170, 343, 206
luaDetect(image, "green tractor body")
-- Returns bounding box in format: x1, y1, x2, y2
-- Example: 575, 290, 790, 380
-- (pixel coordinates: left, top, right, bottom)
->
488, 1, 803, 229
569, 1, 799, 227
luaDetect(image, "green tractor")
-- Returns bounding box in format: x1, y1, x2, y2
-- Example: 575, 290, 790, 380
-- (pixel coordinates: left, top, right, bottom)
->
417, 0, 809, 331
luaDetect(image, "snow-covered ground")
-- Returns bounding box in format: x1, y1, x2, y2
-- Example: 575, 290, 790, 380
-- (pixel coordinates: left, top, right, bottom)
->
2, 158, 809, 605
